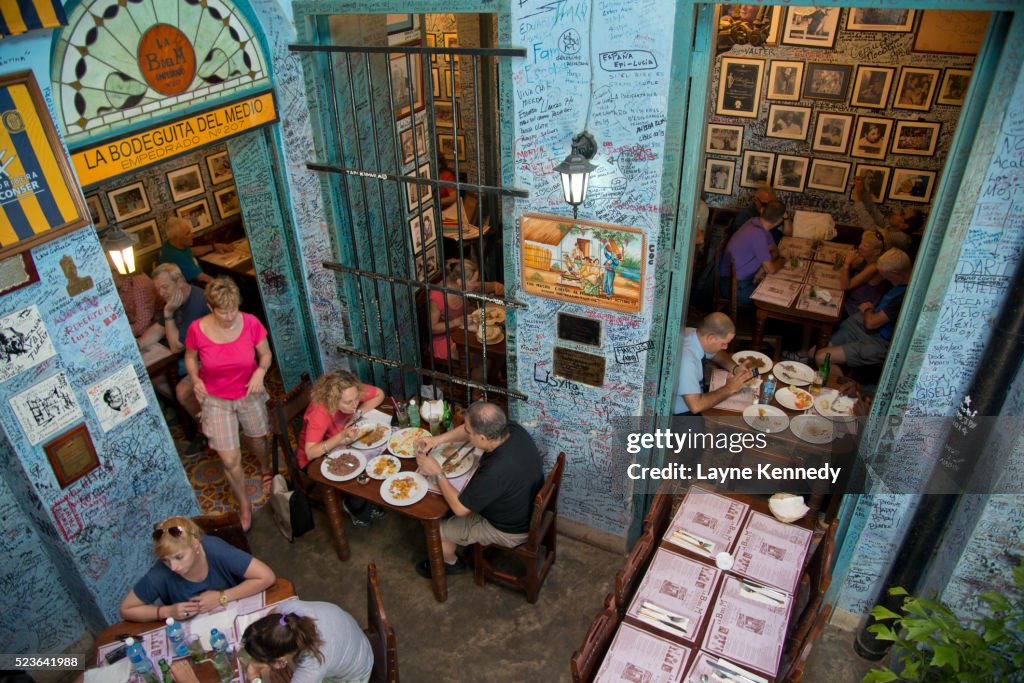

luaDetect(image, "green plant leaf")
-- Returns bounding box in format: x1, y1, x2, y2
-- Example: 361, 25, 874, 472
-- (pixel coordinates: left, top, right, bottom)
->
889, 586, 909, 596
931, 644, 959, 670
867, 624, 898, 641
861, 669, 899, 683
871, 605, 902, 621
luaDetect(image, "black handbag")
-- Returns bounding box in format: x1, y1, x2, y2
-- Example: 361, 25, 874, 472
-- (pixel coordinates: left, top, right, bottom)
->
269, 436, 315, 541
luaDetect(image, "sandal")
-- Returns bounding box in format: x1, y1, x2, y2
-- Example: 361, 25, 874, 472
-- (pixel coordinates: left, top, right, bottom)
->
261, 471, 274, 495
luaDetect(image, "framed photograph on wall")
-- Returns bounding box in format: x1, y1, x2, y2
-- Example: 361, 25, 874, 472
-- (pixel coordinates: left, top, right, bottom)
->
175, 199, 213, 232
913, 11, 990, 55
812, 113, 854, 154
705, 123, 743, 156
167, 164, 205, 202
850, 65, 896, 109
435, 102, 455, 128
766, 60, 804, 101
889, 168, 937, 203
716, 56, 764, 118
893, 67, 941, 111
739, 150, 775, 188
406, 163, 433, 212
850, 116, 894, 160
438, 133, 466, 162
399, 126, 417, 166
214, 186, 240, 219
846, 8, 916, 32
717, 5, 782, 47
766, 104, 811, 141
892, 121, 941, 156
802, 63, 853, 102
415, 241, 440, 282
85, 195, 107, 228
807, 159, 852, 193
44, 424, 99, 490
107, 181, 150, 222
773, 155, 809, 193
125, 219, 161, 254
853, 164, 892, 203
389, 51, 424, 119
703, 159, 736, 195
206, 151, 233, 184
936, 68, 972, 106
409, 211, 437, 252
781, 7, 840, 48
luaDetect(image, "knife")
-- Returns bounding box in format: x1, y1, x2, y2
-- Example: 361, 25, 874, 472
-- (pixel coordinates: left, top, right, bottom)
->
637, 608, 689, 637
640, 602, 690, 629
441, 442, 472, 468
706, 661, 759, 683
672, 530, 713, 553
739, 579, 787, 605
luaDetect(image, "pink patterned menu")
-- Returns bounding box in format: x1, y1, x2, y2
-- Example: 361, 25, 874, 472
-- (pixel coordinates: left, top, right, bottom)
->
664, 486, 750, 556
732, 511, 813, 594
701, 576, 792, 676
626, 547, 720, 642
684, 651, 768, 683
595, 623, 692, 683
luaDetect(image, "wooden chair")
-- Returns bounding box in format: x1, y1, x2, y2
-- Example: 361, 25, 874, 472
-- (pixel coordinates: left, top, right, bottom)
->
364, 563, 399, 683
266, 373, 320, 506
641, 483, 674, 540
786, 520, 838, 654
570, 593, 619, 683
473, 452, 566, 603
780, 604, 832, 682
192, 511, 251, 553
613, 530, 656, 616
711, 242, 739, 321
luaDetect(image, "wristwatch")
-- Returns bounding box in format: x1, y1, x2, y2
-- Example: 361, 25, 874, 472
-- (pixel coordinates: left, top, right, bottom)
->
219, 591, 229, 607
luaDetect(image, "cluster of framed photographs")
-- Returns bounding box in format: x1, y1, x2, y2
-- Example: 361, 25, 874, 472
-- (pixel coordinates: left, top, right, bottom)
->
426, 31, 467, 163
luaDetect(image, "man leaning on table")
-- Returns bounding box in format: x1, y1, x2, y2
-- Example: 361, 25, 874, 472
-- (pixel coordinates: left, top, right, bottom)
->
674, 313, 753, 417
413, 402, 544, 578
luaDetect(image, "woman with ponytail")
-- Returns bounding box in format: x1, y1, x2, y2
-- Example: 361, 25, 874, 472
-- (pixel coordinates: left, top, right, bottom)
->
241, 602, 372, 683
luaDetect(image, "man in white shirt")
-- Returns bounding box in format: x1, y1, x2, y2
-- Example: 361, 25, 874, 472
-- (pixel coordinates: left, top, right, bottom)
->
673, 313, 753, 416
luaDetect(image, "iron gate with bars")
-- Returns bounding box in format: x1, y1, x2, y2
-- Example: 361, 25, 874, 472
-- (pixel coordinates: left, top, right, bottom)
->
289, 36, 528, 404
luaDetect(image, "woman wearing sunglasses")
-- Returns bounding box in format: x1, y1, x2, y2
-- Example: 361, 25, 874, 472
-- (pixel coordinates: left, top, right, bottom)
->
119, 516, 275, 622
241, 604, 373, 683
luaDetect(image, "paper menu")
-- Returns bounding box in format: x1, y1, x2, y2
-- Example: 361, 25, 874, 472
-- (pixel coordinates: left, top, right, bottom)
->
731, 512, 813, 594
807, 262, 844, 289
814, 242, 853, 265
708, 369, 759, 412
626, 547, 720, 641
94, 626, 169, 667
778, 237, 812, 260
187, 607, 238, 649
750, 277, 801, 307
684, 651, 768, 683
773, 258, 810, 283
794, 284, 843, 317
665, 486, 750, 555
235, 596, 299, 640
84, 657, 133, 683
594, 623, 692, 683
701, 576, 792, 676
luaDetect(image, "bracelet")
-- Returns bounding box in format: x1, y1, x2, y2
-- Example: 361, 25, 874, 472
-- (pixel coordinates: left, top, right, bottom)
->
156, 606, 162, 620
320, 443, 329, 456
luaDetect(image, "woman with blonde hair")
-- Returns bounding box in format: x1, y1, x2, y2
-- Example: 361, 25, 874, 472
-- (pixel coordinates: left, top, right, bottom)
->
119, 516, 275, 622
840, 230, 889, 316
185, 277, 272, 531
298, 370, 384, 470
241, 603, 373, 683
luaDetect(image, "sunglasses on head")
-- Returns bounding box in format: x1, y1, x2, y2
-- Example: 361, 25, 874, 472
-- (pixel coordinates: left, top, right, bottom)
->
152, 526, 185, 541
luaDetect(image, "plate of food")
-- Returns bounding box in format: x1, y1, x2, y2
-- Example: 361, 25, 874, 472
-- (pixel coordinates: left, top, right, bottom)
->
351, 422, 391, 450
790, 414, 835, 444
380, 471, 429, 506
742, 404, 790, 434
431, 443, 476, 478
773, 360, 816, 386
387, 427, 431, 458
775, 385, 815, 411
476, 325, 504, 345
733, 350, 773, 376
814, 388, 857, 421
321, 449, 366, 482
473, 304, 506, 326
365, 454, 401, 480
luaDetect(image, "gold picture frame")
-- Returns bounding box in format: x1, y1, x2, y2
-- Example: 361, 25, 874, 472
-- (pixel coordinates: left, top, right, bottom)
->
44, 423, 100, 489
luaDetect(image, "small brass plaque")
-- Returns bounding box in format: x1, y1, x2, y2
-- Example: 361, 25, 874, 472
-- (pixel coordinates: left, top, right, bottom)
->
552, 346, 606, 387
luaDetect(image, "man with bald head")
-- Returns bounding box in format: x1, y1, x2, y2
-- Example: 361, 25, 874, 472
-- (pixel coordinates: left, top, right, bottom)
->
413, 401, 544, 577
159, 216, 214, 286
674, 312, 754, 416
732, 184, 785, 243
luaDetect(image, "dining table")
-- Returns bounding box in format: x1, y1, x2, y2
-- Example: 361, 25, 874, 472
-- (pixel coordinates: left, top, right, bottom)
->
592, 486, 814, 682
197, 238, 254, 277
450, 321, 506, 387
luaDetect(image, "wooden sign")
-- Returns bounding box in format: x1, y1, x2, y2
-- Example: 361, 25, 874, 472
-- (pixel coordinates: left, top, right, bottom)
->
553, 346, 606, 388
44, 424, 99, 489
137, 24, 196, 95
556, 312, 602, 347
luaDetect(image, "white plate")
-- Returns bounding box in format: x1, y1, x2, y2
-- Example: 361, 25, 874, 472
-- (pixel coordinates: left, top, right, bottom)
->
732, 350, 773, 376
773, 361, 816, 386
476, 325, 504, 345
474, 305, 506, 325
350, 423, 391, 450
775, 386, 815, 411
790, 415, 835, 444
320, 449, 366, 482
431, 442, 475, 478
380, 472, 429, 506
814, 389, 857, 421
388, 427, 431, 458
365, 454, 401, 480
742, 404, 790, 434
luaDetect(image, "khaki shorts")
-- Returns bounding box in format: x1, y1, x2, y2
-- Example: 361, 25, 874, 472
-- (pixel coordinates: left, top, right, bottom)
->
201, 392, 269, 452
441, 513, 529, 549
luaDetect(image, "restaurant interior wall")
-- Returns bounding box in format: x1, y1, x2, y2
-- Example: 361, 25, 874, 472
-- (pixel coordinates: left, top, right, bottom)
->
0, 30, 198, 655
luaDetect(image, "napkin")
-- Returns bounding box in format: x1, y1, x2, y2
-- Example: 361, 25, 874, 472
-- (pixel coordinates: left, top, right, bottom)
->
187, 607, 238, 649
84, 657, 132, 683
815, 289, 833, 304
362, 408, 393, 426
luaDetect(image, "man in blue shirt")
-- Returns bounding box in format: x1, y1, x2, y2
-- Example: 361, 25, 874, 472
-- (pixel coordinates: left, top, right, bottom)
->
674, 313, 754, 415
814, 249, 912, 368
159, 217, 215, 286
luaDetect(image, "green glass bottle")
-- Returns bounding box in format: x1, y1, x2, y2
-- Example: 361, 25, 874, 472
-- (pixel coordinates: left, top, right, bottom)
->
158, 658, 173, 683
442, 400, 452, 431
820, 353, 831, 386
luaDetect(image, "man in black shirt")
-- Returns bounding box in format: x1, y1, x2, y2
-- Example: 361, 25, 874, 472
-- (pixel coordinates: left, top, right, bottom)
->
414, 402, 545, 577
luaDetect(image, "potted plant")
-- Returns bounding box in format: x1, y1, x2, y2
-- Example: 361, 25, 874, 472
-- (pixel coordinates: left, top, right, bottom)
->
862, 560, 1024, 682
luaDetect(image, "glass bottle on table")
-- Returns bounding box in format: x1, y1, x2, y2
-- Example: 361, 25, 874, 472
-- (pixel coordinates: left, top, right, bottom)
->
819, 353, 831, 386
158, 659, 173, 683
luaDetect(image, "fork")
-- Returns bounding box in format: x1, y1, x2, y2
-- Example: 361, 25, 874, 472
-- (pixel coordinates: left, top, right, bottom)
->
641, 602, 689, 626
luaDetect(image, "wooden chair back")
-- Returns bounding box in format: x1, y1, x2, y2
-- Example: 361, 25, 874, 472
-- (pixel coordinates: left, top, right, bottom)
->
192, 511, 251, 553
472, 452, 566, 603
570, 593, 619, 683
781, 604, 831, 682
711, 240, 739, 322
787, 520, 838, 651
641, 483, 675, 539
364, 563, 399, 683
266, 373, 316, 499
613, 530, 656, 615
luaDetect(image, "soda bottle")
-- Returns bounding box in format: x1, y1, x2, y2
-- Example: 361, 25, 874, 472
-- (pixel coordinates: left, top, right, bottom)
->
760, 376, 777, 405
442, 400, 452, 431
125, 638, 160, 683
158, 658, 173, 683
165, 617, 188, 658
407, 399, 421, 428
819, 353, 831, 386
210, 629, 234, 683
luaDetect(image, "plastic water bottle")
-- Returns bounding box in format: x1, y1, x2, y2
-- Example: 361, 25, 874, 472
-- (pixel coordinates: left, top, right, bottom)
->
210, 628, 234, 682
760, 375, 777, 405
407, 399, 421, 428
165, 617, 188, 658
125, 638, 160, 683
